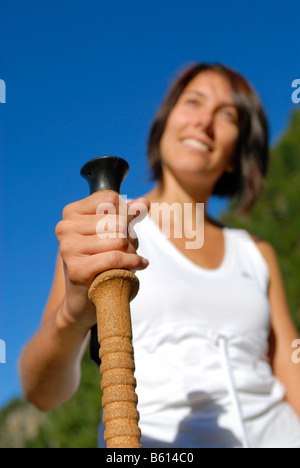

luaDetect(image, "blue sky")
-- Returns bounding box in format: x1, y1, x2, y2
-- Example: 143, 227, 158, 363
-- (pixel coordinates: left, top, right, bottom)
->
0, 0, 300, 408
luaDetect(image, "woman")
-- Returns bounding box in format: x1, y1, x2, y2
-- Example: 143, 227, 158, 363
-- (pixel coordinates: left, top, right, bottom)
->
20, 63, 300, 448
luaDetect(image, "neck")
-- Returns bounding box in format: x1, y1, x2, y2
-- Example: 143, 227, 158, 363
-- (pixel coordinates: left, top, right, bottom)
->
145, 167, 214, 222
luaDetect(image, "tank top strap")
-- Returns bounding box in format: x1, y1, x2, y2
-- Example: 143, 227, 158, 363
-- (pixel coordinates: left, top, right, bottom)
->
223, 226, 270, 294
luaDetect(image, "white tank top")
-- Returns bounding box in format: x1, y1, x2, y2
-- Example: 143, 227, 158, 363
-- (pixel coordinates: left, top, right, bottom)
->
98, 215, 300, 448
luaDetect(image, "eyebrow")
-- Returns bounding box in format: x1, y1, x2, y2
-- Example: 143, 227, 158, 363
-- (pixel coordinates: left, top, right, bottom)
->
182, 89, 237, 109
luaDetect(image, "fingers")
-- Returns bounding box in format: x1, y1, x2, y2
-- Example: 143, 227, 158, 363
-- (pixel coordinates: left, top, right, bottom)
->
56, 193, 150, 288
66, 251, 149, 284
57, 194, 149, 241
56, 214, 126, 237
59, 235, 137, 257
63, 192, 149, 219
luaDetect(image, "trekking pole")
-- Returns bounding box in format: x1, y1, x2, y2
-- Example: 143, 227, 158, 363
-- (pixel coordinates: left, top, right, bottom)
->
81, 156, 141, 448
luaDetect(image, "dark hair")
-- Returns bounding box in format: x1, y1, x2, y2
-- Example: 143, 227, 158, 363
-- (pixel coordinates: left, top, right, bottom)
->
147, 63, 269, 214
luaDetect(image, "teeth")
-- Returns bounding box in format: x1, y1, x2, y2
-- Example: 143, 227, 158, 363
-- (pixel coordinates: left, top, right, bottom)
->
182, 138, 209, 151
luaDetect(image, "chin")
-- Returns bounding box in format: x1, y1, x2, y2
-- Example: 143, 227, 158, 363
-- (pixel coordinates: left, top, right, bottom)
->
162, 156, 213, 184
173, 167, 209, 186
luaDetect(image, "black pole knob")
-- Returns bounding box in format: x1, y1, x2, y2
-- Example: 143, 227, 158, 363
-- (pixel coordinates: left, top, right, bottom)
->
80, 155, 129, 194
80, 155, 130, 366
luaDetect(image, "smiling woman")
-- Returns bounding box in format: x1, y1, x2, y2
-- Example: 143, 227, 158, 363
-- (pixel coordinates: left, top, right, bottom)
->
158, 71, 239, 196
19, 62, 300, 449
148, 63, 269, 215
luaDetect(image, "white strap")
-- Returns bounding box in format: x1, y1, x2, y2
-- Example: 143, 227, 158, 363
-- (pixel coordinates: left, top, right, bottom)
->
217, 335, 250, 448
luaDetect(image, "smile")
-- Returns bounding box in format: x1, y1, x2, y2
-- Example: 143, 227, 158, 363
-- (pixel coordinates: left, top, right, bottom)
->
181, 138, 211, 152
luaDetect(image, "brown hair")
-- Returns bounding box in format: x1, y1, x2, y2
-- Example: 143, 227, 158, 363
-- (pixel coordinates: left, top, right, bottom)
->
147, 63, 269, 214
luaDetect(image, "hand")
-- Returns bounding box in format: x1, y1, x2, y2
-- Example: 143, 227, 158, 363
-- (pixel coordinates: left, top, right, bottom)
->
55, 191, 149, 330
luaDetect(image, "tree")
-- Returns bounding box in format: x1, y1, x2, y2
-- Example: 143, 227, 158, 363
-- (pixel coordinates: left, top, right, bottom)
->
222, 110, 300, 330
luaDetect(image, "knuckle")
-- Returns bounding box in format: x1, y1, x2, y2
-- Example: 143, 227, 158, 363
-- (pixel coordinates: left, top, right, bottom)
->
55, 219, 74, 240
107, 250, 122, 268
59, 238, 72, 257
55, 220, 64, 238
100, 190, 120, 206
62, 203, 74, 219
114, 237, 129, 251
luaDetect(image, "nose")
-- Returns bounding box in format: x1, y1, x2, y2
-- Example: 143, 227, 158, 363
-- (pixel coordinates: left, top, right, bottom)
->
194, 109, 215, 136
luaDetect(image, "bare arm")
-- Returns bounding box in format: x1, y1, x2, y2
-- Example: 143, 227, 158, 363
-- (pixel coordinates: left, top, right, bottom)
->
19, 254, 91, 411
257, 240, 300, 417
19, 193, 149, 411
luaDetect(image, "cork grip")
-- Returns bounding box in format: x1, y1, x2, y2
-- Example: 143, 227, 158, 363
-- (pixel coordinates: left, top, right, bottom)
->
88, 268, 142, 448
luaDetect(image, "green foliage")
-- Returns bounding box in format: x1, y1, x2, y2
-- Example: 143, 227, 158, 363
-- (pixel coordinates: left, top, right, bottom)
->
222, 109, 300, 330
0, 352, 101, 448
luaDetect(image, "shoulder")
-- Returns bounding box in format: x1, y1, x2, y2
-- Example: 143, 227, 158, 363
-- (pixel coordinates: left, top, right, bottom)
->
248, 233, 280, 279
245, 233, 288, 310
249, 234, 277, 261
225, 225, 279, 280
213, 221, 279, 273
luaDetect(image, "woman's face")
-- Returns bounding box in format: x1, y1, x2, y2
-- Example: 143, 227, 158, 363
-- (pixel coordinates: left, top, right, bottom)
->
159, 70, 239, 189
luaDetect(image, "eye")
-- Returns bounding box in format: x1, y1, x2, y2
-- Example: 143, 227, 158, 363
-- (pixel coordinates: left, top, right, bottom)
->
185, 98, 200, 107
218, 107, 238, 123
